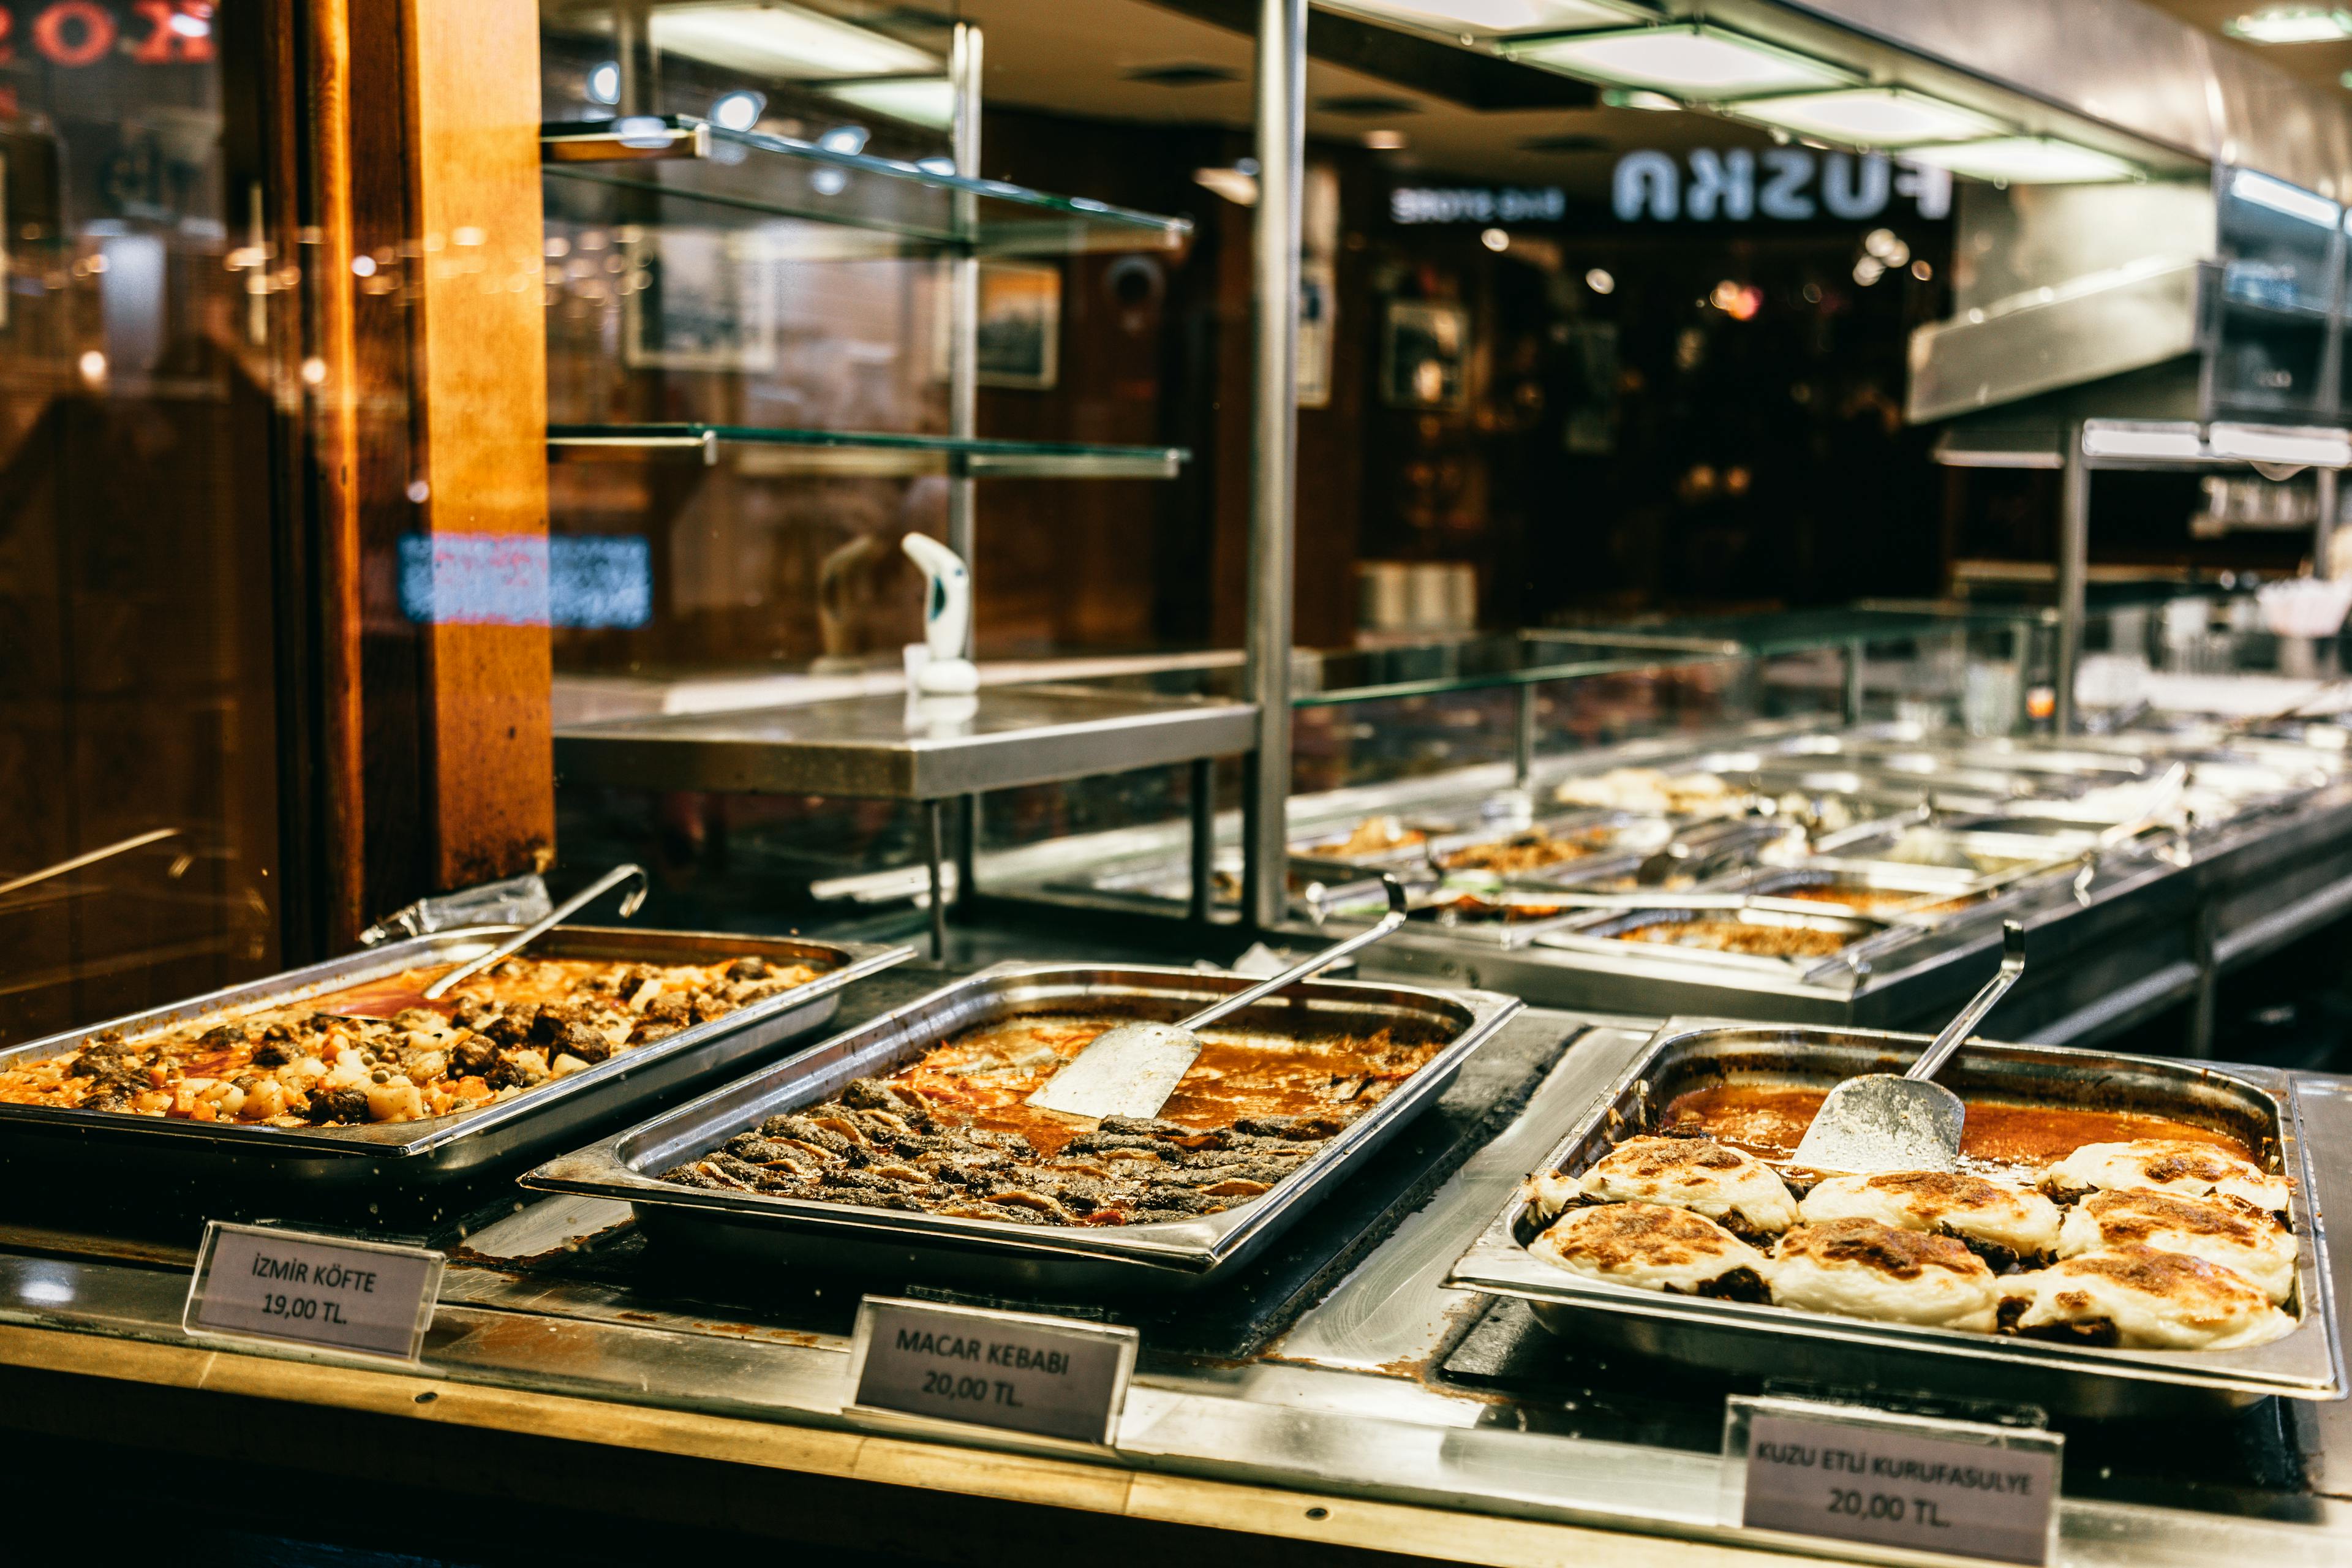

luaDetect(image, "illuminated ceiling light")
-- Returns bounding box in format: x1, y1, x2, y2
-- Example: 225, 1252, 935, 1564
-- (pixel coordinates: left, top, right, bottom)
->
2231, 167, 2340, 226
648, 2, 935, 80
1899, 137, 2139, 184
816, 124, 870, 155
1726, 87, 2004, 147
1319, 0, 1651, 36
1601, 88, 1680, 110
586, 61, 620, 106
821, 78, 954, 129
1482, 227, 1510, 251
710, 89, 767, 132
1362, 129, 1409, 149
1585, 267, 1615, 293
1504, 24, 1853, 99
2225, 6, 2352, 43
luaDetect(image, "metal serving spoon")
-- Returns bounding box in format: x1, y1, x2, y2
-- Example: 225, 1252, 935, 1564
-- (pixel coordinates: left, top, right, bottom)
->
323, 864, 649, 1020
1027, 872, 1411, 1121
1791, 920, 2026, 1174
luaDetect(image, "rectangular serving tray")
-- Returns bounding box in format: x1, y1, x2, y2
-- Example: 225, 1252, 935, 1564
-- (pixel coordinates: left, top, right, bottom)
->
0, 926, 912, 1204
523, 963, 1523, 1294
1447, 1017, 2344, 1418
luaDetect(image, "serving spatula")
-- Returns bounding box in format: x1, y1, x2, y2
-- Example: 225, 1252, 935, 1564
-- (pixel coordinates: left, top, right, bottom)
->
1025, 873, 1411, 1121
1790, 920, 2026, 1174
322, 864, 649, 1020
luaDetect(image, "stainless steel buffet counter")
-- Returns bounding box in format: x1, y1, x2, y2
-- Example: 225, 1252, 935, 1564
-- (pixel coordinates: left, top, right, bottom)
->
0, 962, 2345, 1567
997, 718, 2352, 1057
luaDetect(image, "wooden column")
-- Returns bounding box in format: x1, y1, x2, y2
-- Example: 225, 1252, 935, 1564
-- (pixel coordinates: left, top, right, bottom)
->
404, 0, 555, 892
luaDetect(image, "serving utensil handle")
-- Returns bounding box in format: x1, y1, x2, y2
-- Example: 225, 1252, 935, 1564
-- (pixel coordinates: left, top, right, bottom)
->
1907, 919, 2026, 1083
421, 863, 650, 1000
1180, 873, 1410, 1033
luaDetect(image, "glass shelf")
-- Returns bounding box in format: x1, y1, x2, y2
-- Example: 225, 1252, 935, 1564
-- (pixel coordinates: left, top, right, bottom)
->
1289, 635, 1736, 707
542, 116, 1193, 257
546, 422, 1188, 479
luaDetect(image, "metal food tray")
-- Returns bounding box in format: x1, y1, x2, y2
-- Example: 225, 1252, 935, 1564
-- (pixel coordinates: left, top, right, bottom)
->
1426, 812, 1669, 877
1448, 1019, 2343, 1417
1536, 903, 1883, 980
524, 963, 1522, 1294
0, 925, 911, 1199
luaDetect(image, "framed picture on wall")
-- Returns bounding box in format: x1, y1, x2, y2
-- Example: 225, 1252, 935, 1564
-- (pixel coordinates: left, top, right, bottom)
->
976, 260, 1061, 390
622, 227, 779, 372
1381, 300, 1469, 412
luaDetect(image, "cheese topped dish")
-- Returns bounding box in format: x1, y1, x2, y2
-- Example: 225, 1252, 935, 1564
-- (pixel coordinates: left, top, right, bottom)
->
2044, 1139, 2291, 1214
1573, 1134, 1799, 1241
1528, 1202, 1770, 1302
2056, 1189, 2297, 1305
1799, 1171, 2062, 1268
1770, 1217, 2002, 1332
2001, 1243, 2296, 1351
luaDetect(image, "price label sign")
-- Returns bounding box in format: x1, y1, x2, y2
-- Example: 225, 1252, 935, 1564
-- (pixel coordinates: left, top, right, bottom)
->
1725, 1395, 2062, 1566
846, 1296, 1138, 1446
184, 1222, 444, 1363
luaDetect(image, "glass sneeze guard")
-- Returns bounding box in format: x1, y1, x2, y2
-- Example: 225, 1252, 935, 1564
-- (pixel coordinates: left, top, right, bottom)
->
543, 116, 1194, 257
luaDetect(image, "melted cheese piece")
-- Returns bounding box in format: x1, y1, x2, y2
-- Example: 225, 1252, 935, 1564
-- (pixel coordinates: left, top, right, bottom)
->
2004, 1243, 2296, 1351
1770, 1218, 2000, 1332
1578, 1136, 1799, 1235
1528, 1201, 1770, 1295
1523, 1169, 1583, 1226
2045, 1139, 2290, 1213
1800, 1171, 2061, 1261
2056, 1189, 2297, 1305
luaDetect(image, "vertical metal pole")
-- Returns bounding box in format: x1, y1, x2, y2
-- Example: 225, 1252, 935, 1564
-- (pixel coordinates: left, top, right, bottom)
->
925, 801, 948, 962
1241, 0, 1304, 934
613, 0, 652, 115
1188, 757, 1215, 923
1512, 684, 1537, 787
1842, 641, 1864, 725
2056, 424, 2090, 736
948, 24, 983, 905
2315, 466, 2339, 577
946, 23, 981, 581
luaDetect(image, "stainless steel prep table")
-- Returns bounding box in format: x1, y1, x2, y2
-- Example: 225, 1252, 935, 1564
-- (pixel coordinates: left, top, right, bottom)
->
0, 989, 2345, 1567
554, 683, 1261, 957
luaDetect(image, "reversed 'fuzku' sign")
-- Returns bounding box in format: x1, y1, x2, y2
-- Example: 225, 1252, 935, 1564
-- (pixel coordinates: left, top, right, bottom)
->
846, 1296, 1138, 1446
184, 1221, 445, 1362
1728, 1396, 2062, 1566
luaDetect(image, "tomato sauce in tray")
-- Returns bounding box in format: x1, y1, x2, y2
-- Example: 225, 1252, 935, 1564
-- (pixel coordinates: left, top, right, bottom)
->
1661, 1082, 2253, 1176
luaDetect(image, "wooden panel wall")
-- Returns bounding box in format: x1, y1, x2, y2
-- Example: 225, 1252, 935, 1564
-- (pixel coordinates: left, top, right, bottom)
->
311, 0, 554, 938
402, 0, 556, 893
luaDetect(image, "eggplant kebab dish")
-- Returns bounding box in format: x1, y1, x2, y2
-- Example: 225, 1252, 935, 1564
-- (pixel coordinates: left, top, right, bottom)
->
663, 1009, 1446, 1227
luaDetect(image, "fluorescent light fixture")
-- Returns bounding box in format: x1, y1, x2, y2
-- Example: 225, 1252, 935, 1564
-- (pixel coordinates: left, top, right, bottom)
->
1505, 24, 1853, 99
649, 2, 935, 81
1727, 88, 2004, 147
822, 77, 954, 129
2082, 423, 2206, 461
2210, 424, 2352, 467
1319, 0, 1649, 37
1899, 137, 2138, 184
2225, 6, 2352, 43
2231, 168, 2340, 227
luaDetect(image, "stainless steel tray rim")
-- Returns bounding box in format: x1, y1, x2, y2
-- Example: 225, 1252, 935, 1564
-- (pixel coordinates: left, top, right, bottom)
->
525, 963, 1525, 1278
0, 925, 915, 1159
1444, 1016, 2345, 1406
